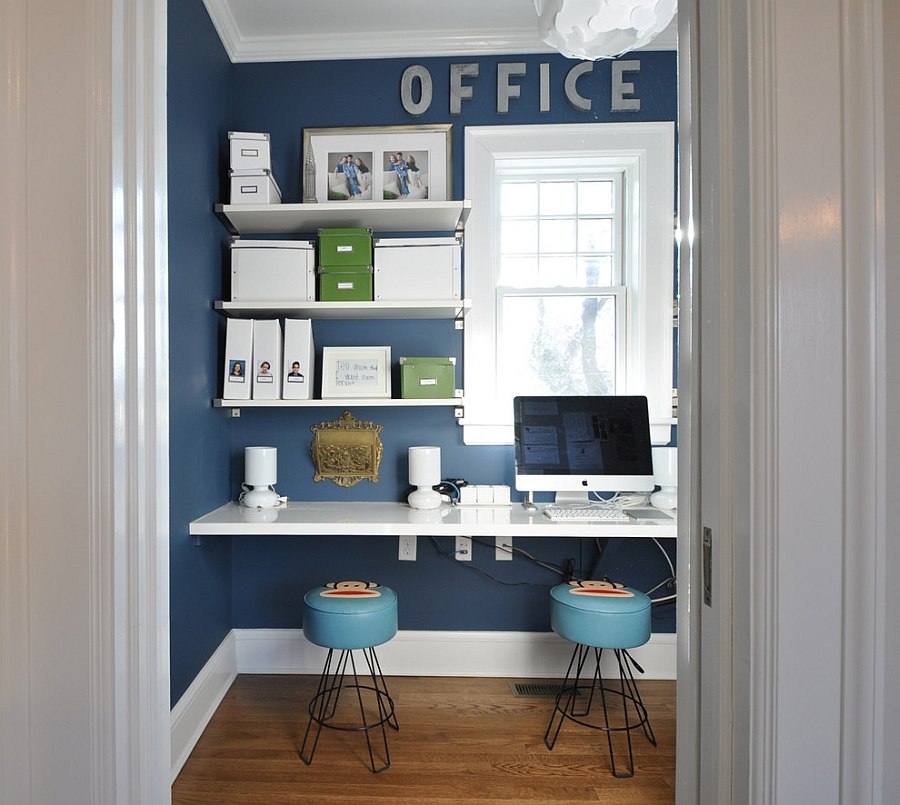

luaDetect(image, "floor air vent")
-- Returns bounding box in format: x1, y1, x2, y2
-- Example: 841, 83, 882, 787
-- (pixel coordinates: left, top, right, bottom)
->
509, 682, 579, 698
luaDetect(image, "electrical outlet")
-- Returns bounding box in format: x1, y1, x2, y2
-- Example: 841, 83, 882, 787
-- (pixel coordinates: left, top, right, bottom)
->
495, 536, 513, 561
398, 535, 417, 561
455, 535, 472, 561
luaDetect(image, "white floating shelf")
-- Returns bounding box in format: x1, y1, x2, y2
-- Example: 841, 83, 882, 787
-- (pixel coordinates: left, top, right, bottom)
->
214, 299, 471, 320
214, 397, 464, 409
215, 199, 472, 235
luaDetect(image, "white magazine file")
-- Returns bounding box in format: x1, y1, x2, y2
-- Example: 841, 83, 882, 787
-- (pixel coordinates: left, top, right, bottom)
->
252, 319, 283, 400
282, 319, 314, 400
223, 318, 253, 400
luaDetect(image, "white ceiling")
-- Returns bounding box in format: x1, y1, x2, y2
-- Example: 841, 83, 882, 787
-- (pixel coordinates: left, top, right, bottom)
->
202, 0, 677, 63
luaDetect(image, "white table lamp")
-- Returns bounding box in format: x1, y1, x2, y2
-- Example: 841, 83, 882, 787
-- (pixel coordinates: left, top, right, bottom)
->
407, 446, 442, 510
240, 445, 281, 509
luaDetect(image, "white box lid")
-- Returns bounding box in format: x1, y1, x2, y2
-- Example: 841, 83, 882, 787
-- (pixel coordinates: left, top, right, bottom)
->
373, 236, 460, 248
229, 168, 281, 196
230, 239, 313, 250
228, 131, 270, 141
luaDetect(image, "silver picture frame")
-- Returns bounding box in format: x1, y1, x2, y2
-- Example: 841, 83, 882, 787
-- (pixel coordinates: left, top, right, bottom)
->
302, 124, 452, 204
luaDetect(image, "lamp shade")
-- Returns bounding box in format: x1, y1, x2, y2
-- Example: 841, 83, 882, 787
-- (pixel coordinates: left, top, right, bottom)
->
535, 0, 677, 61
408, 446, 440, 487
244, 446, 277, 487
651, 446, 677, 487
408, 446, 442, 510
650, 446, 677, 509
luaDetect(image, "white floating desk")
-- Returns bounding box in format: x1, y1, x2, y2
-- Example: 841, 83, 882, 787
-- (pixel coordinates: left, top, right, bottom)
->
189, 501, 677, 539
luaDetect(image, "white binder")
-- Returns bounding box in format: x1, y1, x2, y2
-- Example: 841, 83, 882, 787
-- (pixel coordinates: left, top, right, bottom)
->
282, 319, 314, 400
252, 319, 283, 400
223, 318, 253, 400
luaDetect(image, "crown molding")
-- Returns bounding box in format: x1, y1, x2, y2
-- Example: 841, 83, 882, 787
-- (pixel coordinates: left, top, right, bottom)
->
203, 0, 676, 63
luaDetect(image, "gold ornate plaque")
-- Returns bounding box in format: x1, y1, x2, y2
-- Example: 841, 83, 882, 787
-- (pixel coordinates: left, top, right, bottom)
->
310, 410, 383, 487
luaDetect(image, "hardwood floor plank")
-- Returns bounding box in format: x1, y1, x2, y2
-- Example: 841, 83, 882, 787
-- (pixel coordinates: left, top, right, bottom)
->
173, 675, 675, 804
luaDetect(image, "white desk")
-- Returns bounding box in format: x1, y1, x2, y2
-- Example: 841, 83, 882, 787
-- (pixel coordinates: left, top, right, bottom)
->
189, 501, 677, 539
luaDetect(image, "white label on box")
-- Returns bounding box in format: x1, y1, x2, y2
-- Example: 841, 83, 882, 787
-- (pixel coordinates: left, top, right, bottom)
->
240, 184, 259, 194
337, 245, 353, 253
337, 282, 354, 289
240, 147, 260, 157
420, 378, 437, 386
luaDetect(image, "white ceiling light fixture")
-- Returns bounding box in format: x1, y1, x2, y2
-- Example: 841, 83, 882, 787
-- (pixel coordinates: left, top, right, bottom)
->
535, 0, 677, 60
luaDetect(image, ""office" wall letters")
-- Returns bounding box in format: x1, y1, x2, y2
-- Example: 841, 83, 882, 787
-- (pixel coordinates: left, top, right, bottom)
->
400, 60, 642, 116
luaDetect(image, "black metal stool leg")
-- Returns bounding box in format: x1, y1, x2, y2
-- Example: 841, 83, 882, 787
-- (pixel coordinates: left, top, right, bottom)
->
299, 646, 397, 773
364, 645, 399, 730
299, 648, 339, 766
545, 642, 593, 749
544, 643, 656, 778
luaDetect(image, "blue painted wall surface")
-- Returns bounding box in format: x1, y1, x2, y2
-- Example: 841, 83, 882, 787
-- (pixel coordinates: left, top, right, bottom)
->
168, 0, 677, 705
168, 0, 235, 703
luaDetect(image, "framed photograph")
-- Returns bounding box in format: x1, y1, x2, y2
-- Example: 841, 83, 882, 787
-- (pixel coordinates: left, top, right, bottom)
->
321, 346, 392, 399
302, 124, 452, 203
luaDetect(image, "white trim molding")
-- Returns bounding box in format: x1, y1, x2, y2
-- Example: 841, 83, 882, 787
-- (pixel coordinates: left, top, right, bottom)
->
170, 635, 237, 783
461, 122, 676, 446
233, 628, 676, 679
201, 0, 677, 63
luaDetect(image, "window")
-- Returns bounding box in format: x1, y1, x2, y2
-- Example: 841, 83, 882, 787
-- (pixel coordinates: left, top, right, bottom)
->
462, 123, 675, 445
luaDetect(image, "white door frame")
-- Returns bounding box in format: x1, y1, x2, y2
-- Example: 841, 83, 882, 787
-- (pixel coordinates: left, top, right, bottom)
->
0, 0, 170, 803
680, 0, 892, 802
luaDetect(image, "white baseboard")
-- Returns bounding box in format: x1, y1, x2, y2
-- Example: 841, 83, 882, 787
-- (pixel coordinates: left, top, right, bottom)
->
170, 628, 675, 779
233, 627, 676, 679
169, 633, 237, 783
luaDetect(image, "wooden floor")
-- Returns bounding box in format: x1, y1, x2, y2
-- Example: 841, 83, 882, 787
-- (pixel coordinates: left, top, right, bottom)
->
173, 673, 675, 804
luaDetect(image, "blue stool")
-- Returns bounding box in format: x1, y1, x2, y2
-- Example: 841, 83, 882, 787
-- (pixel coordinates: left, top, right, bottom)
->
544, 580, 657, 778
299, 581, 399, 773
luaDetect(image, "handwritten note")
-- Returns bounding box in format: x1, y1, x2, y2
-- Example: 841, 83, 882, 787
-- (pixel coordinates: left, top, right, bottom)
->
333, 359, 381, 389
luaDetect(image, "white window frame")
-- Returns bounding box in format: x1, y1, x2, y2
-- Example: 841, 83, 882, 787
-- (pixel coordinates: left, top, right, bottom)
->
462, 122, 675, 445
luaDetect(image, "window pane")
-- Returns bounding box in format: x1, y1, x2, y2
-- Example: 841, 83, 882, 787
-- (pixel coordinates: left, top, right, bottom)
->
499, 294, 618, 396
578, 218, 612, 252
499, 255, 539, 286
578, 180, 614, 214
537, 255, 577, 286
539, 219, 576, 253
501, 181, 537, 216
539, 181, 576, 215
501, 219, 537, 254
578, 255, 614, 286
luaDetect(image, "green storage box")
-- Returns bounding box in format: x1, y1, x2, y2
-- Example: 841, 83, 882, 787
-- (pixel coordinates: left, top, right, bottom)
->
318, 270, 373, 302
400, 356, 457, 399
318, 227, 373, 272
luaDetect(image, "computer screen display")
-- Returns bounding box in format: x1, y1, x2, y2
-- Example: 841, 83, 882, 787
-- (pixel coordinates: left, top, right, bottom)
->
512, 395, 655, 502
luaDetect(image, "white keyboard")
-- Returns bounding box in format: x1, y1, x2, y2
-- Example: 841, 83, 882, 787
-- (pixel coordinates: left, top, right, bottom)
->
542, 505, 632, 523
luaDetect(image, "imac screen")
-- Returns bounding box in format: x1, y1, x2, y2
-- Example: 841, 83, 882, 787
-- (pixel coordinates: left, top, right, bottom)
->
512, 395, 655, 500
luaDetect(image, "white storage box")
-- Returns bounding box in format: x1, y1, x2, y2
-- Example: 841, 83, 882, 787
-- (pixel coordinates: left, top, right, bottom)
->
231, 240, 315, 302
228, 131, 271, 171
373, 237, 461, 301
229, 169, 282, 205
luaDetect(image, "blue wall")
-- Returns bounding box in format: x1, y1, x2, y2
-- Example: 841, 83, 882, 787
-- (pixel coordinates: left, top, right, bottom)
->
168, 0, 235, 703
168, 0, 677, 706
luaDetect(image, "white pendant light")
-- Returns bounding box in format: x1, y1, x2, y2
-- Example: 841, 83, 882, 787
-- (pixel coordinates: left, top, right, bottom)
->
535, 0, 677, 61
